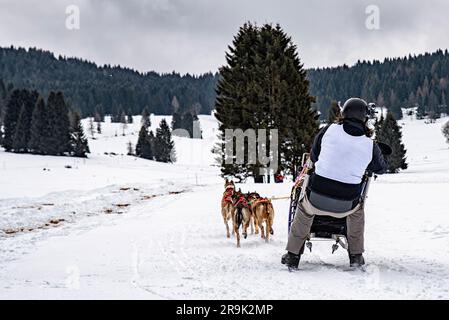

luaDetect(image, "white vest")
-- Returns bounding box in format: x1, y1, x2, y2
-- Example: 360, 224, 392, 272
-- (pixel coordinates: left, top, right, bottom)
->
315, 124, 373, 184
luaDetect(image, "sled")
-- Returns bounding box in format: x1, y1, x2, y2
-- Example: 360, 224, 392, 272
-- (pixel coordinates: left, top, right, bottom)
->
287, 155, 373, 254
306, 172, 373, 254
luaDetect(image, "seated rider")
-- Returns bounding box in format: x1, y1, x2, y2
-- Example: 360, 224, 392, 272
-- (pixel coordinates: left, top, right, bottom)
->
282, 98, 388, 269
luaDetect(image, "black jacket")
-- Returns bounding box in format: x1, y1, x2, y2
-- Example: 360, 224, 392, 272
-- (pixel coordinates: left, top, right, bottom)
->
309, 120, 387, 200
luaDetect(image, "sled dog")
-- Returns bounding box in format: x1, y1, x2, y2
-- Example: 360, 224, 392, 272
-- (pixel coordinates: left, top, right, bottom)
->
246, 192, 261, 234
253, 198, 275, 242
221, 179, 235, 238
231, 189, 252, 247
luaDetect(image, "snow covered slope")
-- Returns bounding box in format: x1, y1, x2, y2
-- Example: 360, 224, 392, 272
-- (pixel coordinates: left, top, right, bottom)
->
0, 115, 448, 299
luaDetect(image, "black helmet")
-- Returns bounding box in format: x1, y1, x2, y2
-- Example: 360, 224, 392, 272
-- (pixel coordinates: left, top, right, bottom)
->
341, 98, 369, 122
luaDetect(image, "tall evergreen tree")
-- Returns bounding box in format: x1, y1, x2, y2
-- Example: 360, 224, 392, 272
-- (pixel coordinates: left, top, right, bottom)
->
46, 92, 71, 155
182, 112, 194, 137
154, 119, 175, 163
96, 120, 102, 134
214, 23, 319, 181
120, 110, 128, 136
2, 89, 23, 151
442, 120, 449, 145
127, 109, 134, 124
141, 107, 151, 128
28, 96, 49, 154
171, 111, 182, 131
88, 117, 95, 138
127, 141, 134, 156
94, 104, 105, 122
12, 104, 30, 153
3, 89, 38, 152
94, 112, 102, 123
0, 79, 7, 125
148, 130, 155, 158
136, 125, 154, 160
70, 111, 90, 158
375, 112, 408, 173
327, 101, 341, 123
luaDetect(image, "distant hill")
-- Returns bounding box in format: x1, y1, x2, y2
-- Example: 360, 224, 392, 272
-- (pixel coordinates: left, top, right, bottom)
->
308, 49, 449, 119
0, 47, 219, 117
1, 46, 449, 119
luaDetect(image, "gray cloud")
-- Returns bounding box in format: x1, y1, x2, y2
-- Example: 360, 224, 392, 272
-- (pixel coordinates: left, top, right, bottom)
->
0, 0, 448, 74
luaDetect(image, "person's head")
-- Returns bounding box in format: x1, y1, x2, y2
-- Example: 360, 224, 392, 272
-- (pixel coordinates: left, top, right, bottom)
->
337, 98, 373, 137
341, 98, 369, 123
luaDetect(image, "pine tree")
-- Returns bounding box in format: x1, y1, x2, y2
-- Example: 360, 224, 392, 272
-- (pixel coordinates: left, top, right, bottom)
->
214, 23, 318, 181
2, 90, 23, 151
127, 109, 134, 124
327, 101, 341, 123
442, 120, 449, 145
154, 119, 175, 163
46, 92, 71, 155
96, 120, 102, 134
88, 117, 95, 138
3, 89, 38, 152
2, 89, 26, 152
182, 112, 194, 138
70, 111, 90, 158
28, 96, 49, 154
171, 111, 182, 131
0, 79, 6, 126
192, 111, 202, 139
141, 107, 151, 128
94, 104, 105, 122
127, 141, 134, 156
120, 110, 128, 136
136, 125, 153, 160
148, 130, 155, 159
375, 112, 408, 173
12, 104, 30, 153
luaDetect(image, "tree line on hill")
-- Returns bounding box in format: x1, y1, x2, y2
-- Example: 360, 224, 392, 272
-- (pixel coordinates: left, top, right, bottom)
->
0, 88, 89, 157
308, 49, 449, 120
0, 46, 219, 118
2, 46, 449, 123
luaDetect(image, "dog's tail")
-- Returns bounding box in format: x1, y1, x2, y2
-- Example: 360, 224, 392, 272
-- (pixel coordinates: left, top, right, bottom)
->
236, 207, 243, 228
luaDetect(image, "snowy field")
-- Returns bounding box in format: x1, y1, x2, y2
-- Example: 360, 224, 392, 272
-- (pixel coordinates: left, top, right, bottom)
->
0, 114, 449, 299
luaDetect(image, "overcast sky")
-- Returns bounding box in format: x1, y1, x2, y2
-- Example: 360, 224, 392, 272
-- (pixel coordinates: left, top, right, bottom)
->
1, 0, 448, 74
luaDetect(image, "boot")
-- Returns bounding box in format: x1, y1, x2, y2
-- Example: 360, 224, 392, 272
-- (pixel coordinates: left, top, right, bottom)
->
281, 252, 301, 269
349, 253, 365, 268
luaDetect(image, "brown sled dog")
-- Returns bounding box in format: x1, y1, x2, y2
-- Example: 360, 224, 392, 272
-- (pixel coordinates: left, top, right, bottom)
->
252, 198, 275, 243
231, 189, 252, 248
221, 179, 235, 238
246, 192, 261, 234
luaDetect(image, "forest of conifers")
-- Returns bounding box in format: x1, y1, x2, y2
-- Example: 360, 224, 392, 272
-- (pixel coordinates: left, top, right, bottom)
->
1, 46, 449, 120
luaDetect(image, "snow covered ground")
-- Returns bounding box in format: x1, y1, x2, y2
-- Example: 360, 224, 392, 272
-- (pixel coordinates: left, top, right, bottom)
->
0, 114, 449, 299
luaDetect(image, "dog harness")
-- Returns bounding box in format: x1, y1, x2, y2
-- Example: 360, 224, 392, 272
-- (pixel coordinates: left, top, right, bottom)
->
234, 195, 248, 208
222, 185, 235, 205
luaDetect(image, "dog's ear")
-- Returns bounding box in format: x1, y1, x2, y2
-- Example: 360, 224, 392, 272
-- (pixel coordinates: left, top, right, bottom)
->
225, 178, 228, 183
